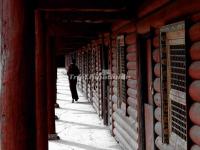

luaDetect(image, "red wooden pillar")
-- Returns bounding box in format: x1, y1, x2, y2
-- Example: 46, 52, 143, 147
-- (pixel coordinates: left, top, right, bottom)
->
46, 36, 59, 140
0, 0, 36, 149
35, 10, 48, 150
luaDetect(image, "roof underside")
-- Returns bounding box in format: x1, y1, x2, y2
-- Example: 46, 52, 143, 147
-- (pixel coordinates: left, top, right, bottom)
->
37, 0, 142, 55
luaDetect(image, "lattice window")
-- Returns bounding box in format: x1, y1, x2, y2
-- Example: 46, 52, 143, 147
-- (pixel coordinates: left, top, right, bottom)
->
116, 35, 127, 108
160, 21, 188, 149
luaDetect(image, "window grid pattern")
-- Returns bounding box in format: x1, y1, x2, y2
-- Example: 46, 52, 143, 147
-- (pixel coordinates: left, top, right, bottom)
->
169, 44, 187, 141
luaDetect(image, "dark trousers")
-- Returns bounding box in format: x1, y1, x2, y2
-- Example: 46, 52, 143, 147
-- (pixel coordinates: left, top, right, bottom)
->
69, 79, 78, 100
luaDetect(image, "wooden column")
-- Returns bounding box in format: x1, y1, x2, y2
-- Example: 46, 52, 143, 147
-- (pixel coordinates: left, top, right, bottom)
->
0, 0, 36, 149
46, 36, 59, 140
35, 10, 48, 150
54, 52, 60, 109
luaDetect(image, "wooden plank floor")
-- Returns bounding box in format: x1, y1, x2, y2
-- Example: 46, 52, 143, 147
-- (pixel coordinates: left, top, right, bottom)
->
49, 68, 121, 150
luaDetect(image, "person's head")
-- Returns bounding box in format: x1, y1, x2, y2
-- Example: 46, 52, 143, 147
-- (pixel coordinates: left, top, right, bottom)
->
72, 59, 76, 64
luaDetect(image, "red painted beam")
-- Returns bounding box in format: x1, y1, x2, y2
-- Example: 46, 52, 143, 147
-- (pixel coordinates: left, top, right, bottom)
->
0, 0, 36, 149
35, 10, 48, 150
46, 36, 59, 140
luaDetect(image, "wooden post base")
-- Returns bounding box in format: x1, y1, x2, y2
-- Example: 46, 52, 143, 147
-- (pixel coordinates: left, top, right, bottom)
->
54, 103, 60, 108
55, 115, 59, 120
48, 134, 60, 140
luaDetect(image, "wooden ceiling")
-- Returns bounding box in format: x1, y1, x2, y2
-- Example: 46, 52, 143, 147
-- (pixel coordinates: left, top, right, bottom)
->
38, 0, 137, 9
38, 0, 140, 55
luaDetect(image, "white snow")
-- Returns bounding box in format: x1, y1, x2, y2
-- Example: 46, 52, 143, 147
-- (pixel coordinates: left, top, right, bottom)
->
49, 68, 122, 150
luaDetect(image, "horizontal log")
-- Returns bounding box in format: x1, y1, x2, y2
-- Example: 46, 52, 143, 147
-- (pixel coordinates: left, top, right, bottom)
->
121, 102, 126, 114
155, 136, 174, 150
126, 52, 136, 62
128, 116, 138, 130
153, 78, 161, 92
109, 114, 112, 123
153, 36, 159, 48
112, 80, 117, 87
155, 121, 162, 137
154, 63, 160, 77
112, 95, 118, 103
154, 107, 161, 122
113, 103, 117, 111
190, 42, 200, 61
127, 106, 138, 120
189, 61, 200, 79
138, 0, 170, 18
126, 45, 137, 53
189, 80, 200, 102
112, 58, 117, 65
154, 92, 161, 107
112, 20, 131, 32
127, 70, 137, 79
83, 89, 86, 94
117, 22, 136, 34
190, 23, 200, 42
113, 110, 138, 140
127, 97, 137, 108
153, 49, 160, 63
93, 96, 99, 105
112, 66, 117, 73
114, 122, 138, 150
127, 79, 137, 89
127, 88, 137, 98
112, 59, 117, 66
190, 125, 200, 145
189, 102, 200, 126
93, 104, 99, 114
93, 97, 98, 105
113, 87, 118, 95
118, 109, 138, 127
93, 99, 99, 114
191, 145, 200, 150
127, 62, 137, 70
93, 92, 98, 99
125, 34, 137, 45
113, 128, 133, 150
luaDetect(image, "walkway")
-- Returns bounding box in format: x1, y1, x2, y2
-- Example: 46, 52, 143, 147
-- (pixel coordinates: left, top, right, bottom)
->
49, 68, 122, 150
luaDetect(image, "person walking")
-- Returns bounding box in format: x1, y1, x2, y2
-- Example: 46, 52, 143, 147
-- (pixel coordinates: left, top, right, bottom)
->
67, 59, 80, 103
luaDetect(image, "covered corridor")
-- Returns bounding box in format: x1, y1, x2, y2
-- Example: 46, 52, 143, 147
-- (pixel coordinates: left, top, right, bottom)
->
49, 68, 121, 150
1, 0, 200, 150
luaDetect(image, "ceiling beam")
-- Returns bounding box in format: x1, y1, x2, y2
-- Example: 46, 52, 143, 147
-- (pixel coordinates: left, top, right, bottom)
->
47, 23, 110, 36
43, 8, 126, 12
44, 10, 130, 23
38, 0, 127, 9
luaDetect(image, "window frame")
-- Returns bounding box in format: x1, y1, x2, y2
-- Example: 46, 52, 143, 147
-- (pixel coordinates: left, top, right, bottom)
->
116, 34, 128, 113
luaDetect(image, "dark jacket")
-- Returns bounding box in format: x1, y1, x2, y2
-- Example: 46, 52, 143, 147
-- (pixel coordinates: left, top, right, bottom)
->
67, 64, 80, 80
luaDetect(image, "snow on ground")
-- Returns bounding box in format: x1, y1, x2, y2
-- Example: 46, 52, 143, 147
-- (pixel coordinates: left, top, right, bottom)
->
49, 68, 122, 150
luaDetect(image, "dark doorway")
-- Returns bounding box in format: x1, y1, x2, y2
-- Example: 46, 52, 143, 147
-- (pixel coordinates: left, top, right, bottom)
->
101, 45, 109, 125
138, 33, 154, 150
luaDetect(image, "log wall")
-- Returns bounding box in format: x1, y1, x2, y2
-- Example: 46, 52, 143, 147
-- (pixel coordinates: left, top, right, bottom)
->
150, 11, 200, 150
151, 33, 168, 149
189, 15, 200, 149
111, 22, 139, 150
64, 1, 200, 149
103, 33, 113, 127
